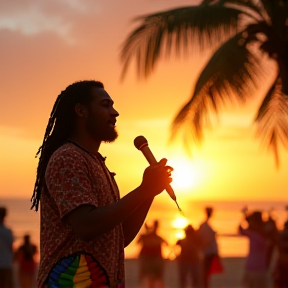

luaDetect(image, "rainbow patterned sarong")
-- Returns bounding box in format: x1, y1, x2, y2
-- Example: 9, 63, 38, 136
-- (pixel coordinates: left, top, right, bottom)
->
46, 253, 109, 288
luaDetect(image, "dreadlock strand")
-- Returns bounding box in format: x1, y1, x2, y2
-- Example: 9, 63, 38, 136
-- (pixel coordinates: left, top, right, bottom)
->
31, 90, 66, 211
31, 80, 105, 211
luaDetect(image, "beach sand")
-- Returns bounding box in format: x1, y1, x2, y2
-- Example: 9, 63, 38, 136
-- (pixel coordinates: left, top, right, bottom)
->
125, 257, 274, 288
12, 257, 274, 288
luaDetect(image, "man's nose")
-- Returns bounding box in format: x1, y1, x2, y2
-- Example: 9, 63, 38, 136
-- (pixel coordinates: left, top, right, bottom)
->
111, 107, 119, 116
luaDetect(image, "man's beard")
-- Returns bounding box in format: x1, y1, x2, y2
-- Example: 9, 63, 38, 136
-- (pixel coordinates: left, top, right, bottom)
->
103, 129, 118, 143
88, 124, 118, 143
86, 118, 118, 143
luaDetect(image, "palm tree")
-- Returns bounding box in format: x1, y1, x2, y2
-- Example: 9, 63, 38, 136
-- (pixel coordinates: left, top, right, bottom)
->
120, 0, 288, 165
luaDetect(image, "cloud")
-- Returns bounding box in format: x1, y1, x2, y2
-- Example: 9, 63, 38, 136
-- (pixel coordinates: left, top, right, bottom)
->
0, 7, 69, 37
0, 0, 102, 43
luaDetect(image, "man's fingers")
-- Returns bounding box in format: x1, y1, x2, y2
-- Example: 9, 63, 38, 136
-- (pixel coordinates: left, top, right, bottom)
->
158, 159, 174, 173
166, 166, 173, 172
158, 158, 168, 165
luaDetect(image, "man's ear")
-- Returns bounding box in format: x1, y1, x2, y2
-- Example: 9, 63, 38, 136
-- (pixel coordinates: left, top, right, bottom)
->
75, 103, 88, 118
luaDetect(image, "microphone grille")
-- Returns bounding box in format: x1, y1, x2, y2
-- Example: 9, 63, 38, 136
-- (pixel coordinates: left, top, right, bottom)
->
134, 136, 148, 150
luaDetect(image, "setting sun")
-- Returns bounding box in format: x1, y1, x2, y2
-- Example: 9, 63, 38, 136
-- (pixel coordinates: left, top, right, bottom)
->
169, 157, 198, 191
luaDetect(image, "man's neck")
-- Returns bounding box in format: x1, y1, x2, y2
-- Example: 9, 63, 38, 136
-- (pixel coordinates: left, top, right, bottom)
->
68, 135, 101, 156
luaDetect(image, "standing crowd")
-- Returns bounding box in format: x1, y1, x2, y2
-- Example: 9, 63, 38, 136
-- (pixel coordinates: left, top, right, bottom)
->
239, 207, 288, 288
137, 206, 288, 288
0, 206, 38, 288
2, 202, 288, 288
137, 206, 223, 288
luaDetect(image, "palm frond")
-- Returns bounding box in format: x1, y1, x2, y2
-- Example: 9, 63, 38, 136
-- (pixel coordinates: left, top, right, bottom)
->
170, 31, 263, 142
255, 77, 288, 166
260, 0, 284, 21
204, 0, 265, 21
224, 0, 265, 20
120, 5, 242, 79
201, 0, 218, 5
268, 1, 287, 33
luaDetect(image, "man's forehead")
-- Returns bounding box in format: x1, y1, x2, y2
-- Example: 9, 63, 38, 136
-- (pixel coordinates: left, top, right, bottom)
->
91, 87, 113, 101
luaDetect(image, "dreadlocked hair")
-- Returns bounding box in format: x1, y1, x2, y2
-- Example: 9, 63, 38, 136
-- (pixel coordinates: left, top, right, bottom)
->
31, 80, 104, 211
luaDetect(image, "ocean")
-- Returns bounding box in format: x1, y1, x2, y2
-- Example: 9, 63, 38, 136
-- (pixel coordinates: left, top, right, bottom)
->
1, 197, 288, 262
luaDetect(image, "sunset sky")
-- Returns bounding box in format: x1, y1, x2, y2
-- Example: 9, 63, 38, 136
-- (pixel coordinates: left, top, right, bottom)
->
1, 0, 287, 206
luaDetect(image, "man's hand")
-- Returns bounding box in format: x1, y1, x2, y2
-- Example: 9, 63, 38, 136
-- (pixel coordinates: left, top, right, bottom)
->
140, 158, 173, 197
63, 159, 173, 242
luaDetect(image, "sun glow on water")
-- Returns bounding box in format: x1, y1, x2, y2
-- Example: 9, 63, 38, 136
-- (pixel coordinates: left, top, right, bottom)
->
172, 215, 189, 229
175, 230, 185, 239
171, 215, 189, 241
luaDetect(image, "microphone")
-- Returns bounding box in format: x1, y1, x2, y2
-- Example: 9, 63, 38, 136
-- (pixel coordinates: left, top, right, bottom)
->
134, 135, 181, 211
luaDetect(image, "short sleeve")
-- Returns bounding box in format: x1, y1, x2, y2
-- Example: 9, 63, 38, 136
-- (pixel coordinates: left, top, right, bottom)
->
45, 148, 97, 218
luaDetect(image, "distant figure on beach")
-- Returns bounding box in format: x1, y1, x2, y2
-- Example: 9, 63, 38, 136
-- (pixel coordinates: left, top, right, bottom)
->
14, 234, 38, 288
239, 210, 268, 288
175, 224, 202, 288
264, 210, 278, 270
198, 206, 222, 288
137, 220, 168, 288
273, 220, 288, 288
0, 206, 14, 288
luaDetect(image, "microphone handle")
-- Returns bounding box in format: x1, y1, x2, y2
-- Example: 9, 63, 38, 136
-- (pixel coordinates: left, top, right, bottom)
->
165, 185, 177, 201
140, 146, 177, 201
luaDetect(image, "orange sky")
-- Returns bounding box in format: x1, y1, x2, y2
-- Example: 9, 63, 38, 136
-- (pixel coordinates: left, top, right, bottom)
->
0, 0, 287, 203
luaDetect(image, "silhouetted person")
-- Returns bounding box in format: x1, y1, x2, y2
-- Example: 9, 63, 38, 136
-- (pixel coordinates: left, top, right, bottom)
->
198, 206, 220, 288
138, 222, 152, 284
0, 206, 14, 288
175, 224, 202, 288
239, 210, 268, 288
137, 220, 168, 288
264, 211, 278, 270
273, 220, 288, 288
14, 234, 38, 288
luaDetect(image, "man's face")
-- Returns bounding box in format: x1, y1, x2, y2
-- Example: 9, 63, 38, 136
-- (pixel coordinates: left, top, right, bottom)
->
83, 87, 119, 142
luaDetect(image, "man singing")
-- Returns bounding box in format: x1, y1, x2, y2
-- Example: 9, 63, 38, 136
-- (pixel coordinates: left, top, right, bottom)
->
31, 80, 173, 288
